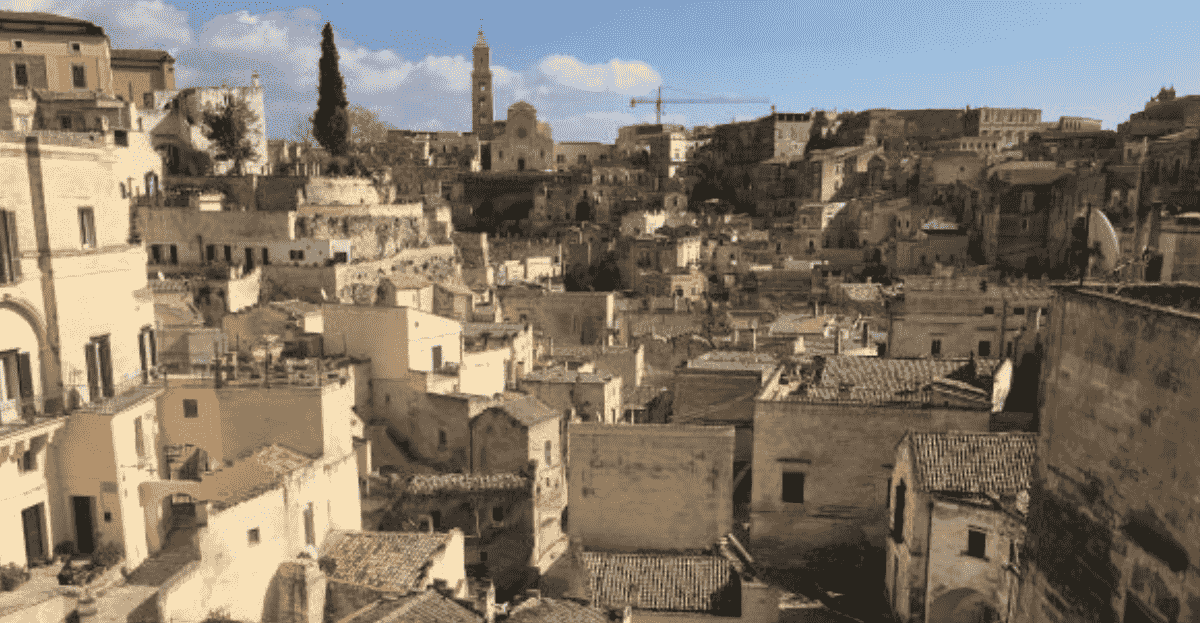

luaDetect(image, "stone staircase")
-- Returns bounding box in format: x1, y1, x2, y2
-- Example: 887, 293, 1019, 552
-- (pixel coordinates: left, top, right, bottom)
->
124, 517, 201, 588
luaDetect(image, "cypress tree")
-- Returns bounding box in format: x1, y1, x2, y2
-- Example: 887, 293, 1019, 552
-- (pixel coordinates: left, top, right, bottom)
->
313, 22, 350, 158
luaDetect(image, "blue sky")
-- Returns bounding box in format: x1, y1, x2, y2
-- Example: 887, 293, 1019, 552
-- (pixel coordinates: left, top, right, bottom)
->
7, 0, 1200, 141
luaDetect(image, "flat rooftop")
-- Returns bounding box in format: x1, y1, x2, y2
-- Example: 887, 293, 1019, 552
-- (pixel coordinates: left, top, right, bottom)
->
1064, 282, 1200, 317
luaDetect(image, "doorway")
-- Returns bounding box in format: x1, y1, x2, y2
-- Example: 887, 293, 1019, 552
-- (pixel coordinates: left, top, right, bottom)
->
517, 158, 525, 172
22, 503, 46, 564
244, 247, 255, 270
73, 496, 96, 554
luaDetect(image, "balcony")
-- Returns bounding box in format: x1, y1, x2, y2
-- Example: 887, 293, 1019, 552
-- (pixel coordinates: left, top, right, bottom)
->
73, 374, 164, 416
0, 394, 45, 425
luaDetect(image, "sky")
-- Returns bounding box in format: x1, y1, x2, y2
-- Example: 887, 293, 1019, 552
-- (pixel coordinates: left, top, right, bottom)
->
6, 0, 1200, 142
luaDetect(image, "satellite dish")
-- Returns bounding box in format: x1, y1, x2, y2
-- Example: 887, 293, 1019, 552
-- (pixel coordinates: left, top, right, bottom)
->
1088, 207, 1120, 274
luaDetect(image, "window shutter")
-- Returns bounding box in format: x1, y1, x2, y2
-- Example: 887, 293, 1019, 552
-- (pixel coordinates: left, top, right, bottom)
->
99, 338, 114, 397
17, 353, 33, 398
6, 211, 19, 279
85, 342, 99, 401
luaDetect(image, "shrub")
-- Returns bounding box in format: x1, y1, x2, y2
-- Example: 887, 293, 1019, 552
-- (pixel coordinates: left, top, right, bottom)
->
0, 563, 30, 591
202, 608, 243, 623
91, 541, 124, 570
54, 541, 77, 558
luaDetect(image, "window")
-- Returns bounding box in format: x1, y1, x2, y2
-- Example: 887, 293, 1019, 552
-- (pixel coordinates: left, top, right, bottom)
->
1006, 342, 1014, 357
1009, 540, 1018, 565
13, 62, 27, 87
1041, 307, 1049, 316
492, 506, 504, 523
70, 42, 81, 54
223, 245, 232, 262
892, 480, 906, 542
0, 350, 33, 401
1013, 307, 1025, 315
169, 244, 178, 265
966, 529, 987, 558
437, 429, 447, 450
1021, 219, 1029, 232
781, 471, 805, 503
261, 248, 269, 266
20, 449, 36, 472
931, 339, 942, 356
303, 502, 315, 546
480, 551, 488, 562
84, 335, 113, 401
12, 40, 21, 51
183, 399, 199, 418
247, 528, 260, 544
544, 440, 552, 466
0, 210, 21, 284
78, 208, 95, 247
71, 64, 85, 88
149, 245, 161, 264
289, 249, 304, 261
978, 340, 992, 357
429, 510, 441, 530
983, 306, 994, 315
134, 417, 145, 458
206, 245, 216, 262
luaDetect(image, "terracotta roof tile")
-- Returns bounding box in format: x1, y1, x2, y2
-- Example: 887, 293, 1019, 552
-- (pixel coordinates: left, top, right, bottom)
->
320, 531, 452, 593
404, 473, 527, 495
907, 431, 1037, 494
345, 590, 482, 623
478, 394, 561, 427
581, 552, 735, 613
209, 444, 314, 510
507, 597, 611, 623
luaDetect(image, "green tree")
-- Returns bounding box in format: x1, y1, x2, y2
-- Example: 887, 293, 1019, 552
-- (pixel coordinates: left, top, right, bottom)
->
348, 104, 393, 149
200, 96, 260, 176
313, 22, 350, 158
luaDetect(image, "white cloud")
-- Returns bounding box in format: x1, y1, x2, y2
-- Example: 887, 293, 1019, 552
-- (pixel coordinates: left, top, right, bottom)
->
538, 55, 661, 96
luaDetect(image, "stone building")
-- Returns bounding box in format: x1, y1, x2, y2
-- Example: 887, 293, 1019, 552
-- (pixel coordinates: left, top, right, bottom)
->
110, 49, 175, 109
886, 277, 1052, 360
1013, 284, 1200, 623
886, 431, 1036, 623
567, 423, 735, 553
963, 108, 1044, 148
519, 367, 622, 425
488, 102, 554, 173
471, 28, 493, 139
140, 76, 270, 176
749, 356, 1011, 566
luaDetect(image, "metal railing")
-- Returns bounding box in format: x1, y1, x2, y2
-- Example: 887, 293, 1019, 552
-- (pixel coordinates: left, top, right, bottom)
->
73, 374, 164, 415
0, 394, 45, 425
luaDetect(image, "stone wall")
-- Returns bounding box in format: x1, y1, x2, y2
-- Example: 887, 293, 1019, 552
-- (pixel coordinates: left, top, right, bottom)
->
1017, 287, 1200, 623
567, 423, 734, 552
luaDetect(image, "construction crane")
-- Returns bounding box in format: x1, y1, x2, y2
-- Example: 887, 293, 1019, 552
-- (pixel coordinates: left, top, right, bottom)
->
631, 86, 770, 124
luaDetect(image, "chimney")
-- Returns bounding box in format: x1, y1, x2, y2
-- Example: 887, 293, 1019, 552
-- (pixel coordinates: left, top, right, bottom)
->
484, 583, 497, 623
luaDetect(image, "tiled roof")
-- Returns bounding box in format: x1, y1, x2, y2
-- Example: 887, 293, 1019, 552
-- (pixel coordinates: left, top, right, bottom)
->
623, 383, 668, 409
389, 274, 432, 290
344, 589, 482, 623
687, 350, 777, 372
270, 299, 321, 318
111, 49, 175, 62
769, 314, 835, 336
462, 322, 525, 338
404, 473, 527, 495
210, 444, 314, 510
480, 394, 561, 427
907, 431, 1037, 494
776, 357, 1000, 405
320, 531, 452, 593
839, 283, 884, 303
507, 597, 611, 623
522, 368, 613, 385
581, 552, 735, 613
0, 10, 96, 25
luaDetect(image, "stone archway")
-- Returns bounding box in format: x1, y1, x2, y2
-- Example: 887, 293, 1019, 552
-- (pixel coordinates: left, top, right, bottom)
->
928, 588, 999, 623
0, 298, 61, 413
138, 480, 217, 555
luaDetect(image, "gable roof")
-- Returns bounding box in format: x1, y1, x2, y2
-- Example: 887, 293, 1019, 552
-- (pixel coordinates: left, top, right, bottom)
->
506, 597, 611, 623
477, 394, 560, 427
906, 431, 1037, 494
404, 472, 527, 496
581, 552, 735, 613
209, 444, 315, 510
343, 589, 482, 623
812, 356, 994, 404
320, 531, 452, 593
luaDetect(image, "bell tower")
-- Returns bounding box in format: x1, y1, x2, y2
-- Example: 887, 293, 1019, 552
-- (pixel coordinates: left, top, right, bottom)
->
472, 28, 493, 139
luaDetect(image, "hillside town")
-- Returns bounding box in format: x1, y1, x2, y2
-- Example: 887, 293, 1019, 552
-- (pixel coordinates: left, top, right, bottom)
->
0, 9, 1197, 623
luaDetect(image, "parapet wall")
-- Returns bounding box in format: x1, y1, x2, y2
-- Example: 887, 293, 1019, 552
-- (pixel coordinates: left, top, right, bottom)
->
304, 177, 382, 206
